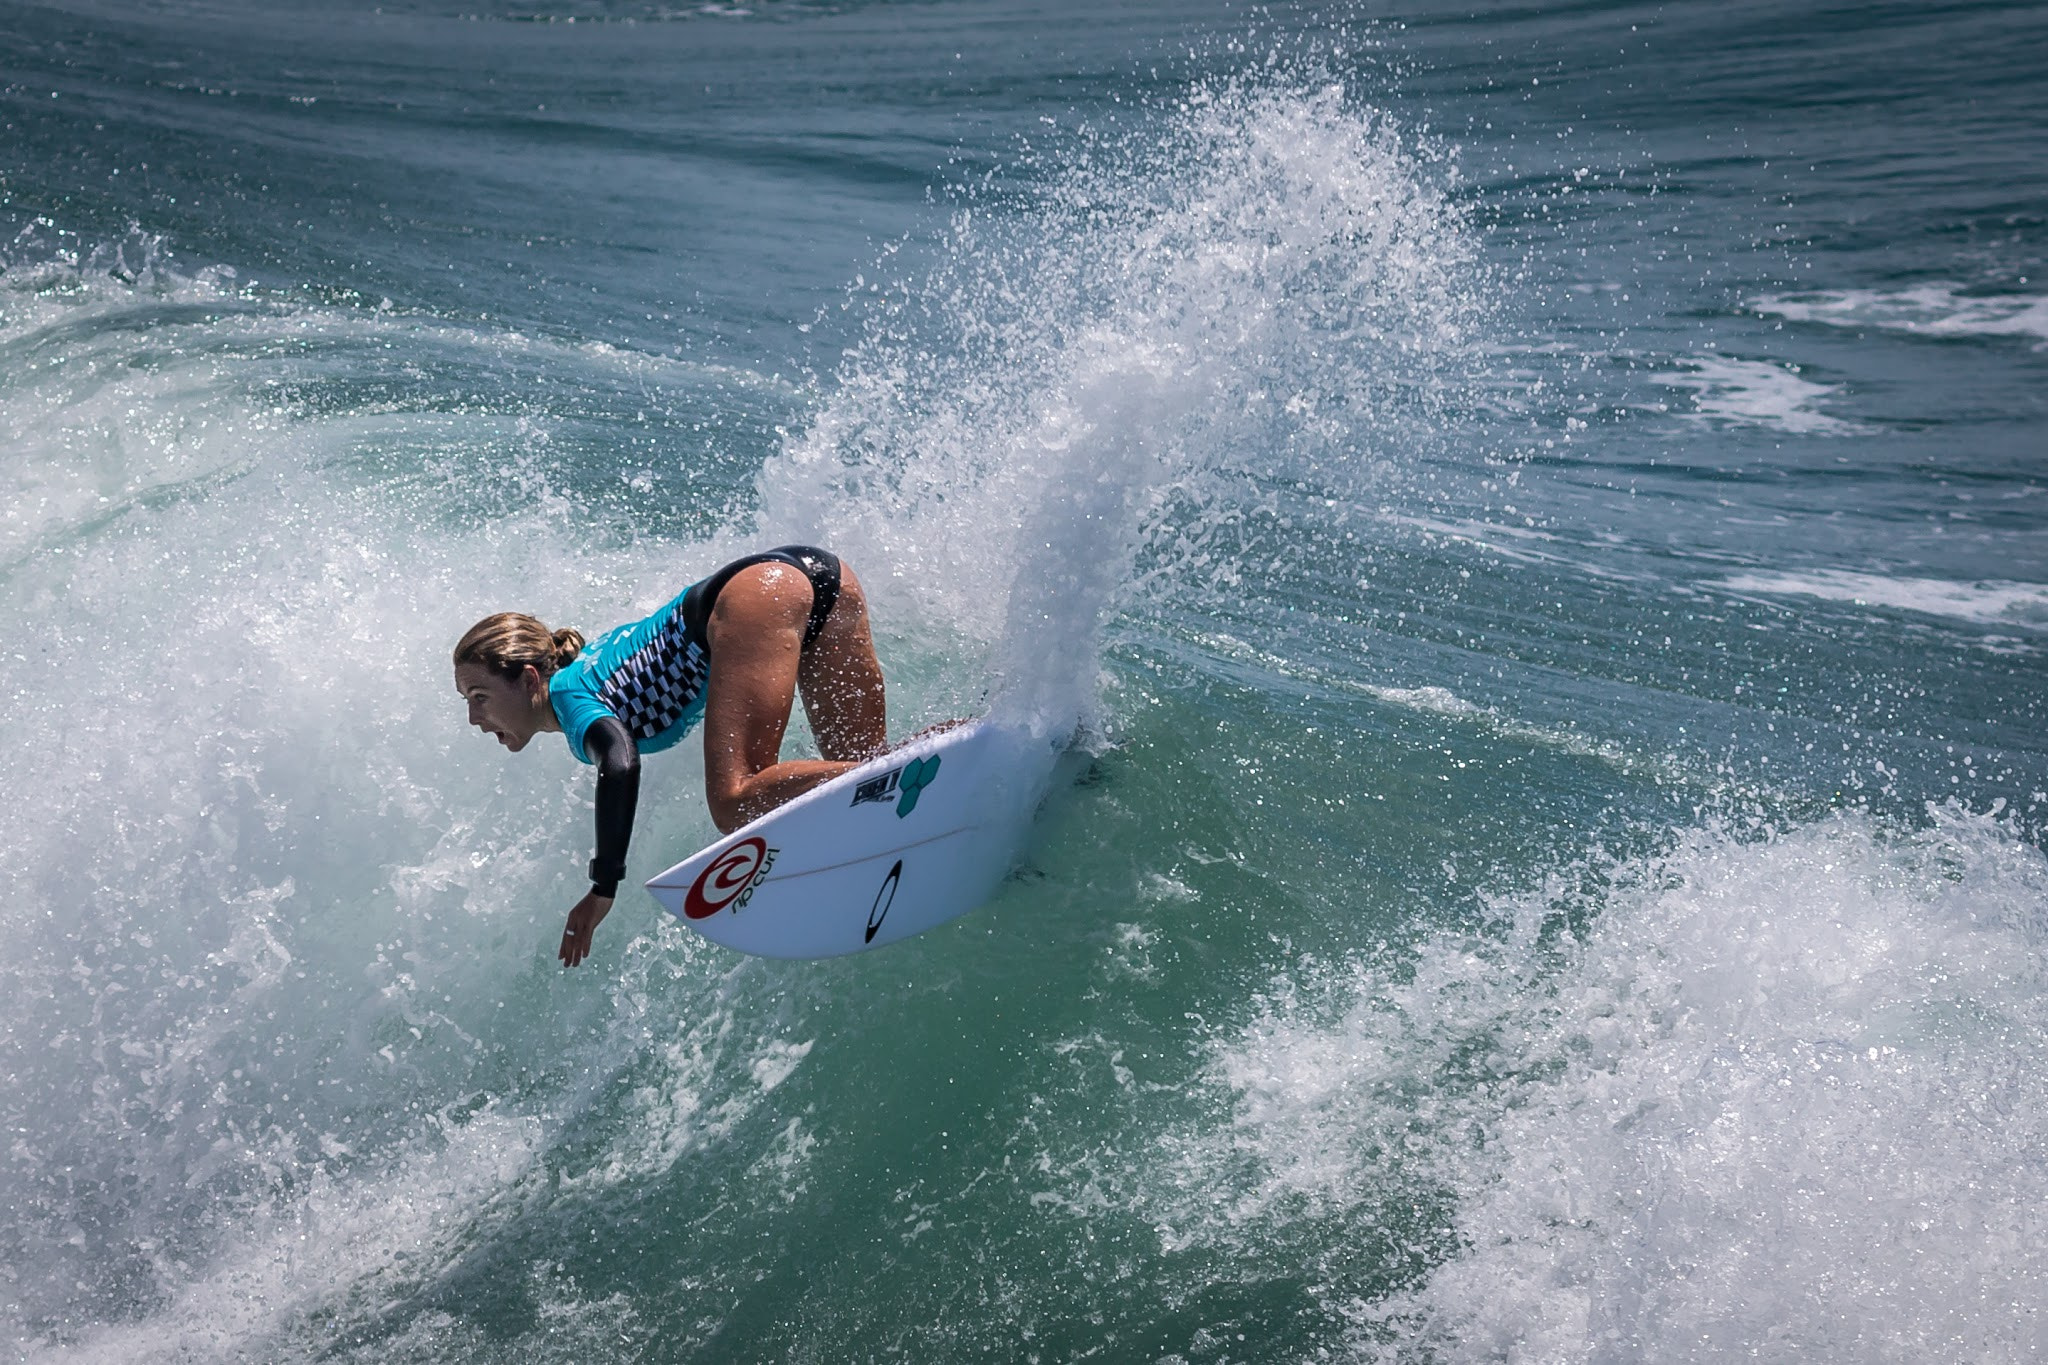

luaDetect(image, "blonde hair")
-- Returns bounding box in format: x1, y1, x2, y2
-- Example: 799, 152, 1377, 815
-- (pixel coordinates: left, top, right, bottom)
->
453, 612, 585, 681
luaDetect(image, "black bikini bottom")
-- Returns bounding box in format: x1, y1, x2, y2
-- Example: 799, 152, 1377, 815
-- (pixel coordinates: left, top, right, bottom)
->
679, 545, 843, 650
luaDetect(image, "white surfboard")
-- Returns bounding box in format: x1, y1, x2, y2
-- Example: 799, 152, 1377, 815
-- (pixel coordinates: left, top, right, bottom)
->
644, 719, 1070, 958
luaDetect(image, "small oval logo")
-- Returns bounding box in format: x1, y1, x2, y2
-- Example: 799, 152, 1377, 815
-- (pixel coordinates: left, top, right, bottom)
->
686, 837, 767, 920
865, 860, 903, 943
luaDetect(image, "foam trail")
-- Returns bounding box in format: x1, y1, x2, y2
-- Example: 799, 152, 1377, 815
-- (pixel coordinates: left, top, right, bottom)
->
756, 80, 1485, 733
1654, 353, 1865, 435
1750, 285, 2048, 345
1718, 569, 2048, 628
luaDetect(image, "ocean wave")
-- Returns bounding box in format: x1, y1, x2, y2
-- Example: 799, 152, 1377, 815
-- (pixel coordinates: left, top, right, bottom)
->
1121, 809, 2048, 1360
1373, 809, 2048, 1360
0, 225, 785, 567
0, 225, 826, 1358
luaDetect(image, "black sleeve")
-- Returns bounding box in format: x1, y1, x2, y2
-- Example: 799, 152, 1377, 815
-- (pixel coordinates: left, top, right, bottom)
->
582, 716, 641, 899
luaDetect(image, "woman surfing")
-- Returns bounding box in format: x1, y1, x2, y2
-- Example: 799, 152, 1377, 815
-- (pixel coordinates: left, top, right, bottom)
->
453, 546, 888, 968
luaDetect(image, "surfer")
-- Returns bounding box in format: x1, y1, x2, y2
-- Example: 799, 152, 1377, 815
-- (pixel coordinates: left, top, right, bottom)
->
452, 546, 888, 967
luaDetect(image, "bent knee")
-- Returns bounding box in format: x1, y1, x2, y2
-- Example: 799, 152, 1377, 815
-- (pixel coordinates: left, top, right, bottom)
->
706, 782, 749, 835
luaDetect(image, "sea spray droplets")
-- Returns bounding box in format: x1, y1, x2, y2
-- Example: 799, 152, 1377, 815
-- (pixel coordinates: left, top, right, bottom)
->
1380, 811, 2048, 1360
756, 79, 1488, 727
1112, 812, 2048, 1358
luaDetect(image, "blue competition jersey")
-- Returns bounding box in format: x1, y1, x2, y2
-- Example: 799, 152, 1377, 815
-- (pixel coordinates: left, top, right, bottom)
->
549, 582, 710, 765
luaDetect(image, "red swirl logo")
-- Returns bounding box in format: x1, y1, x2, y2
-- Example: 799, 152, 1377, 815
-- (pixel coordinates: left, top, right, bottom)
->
684, 837, 768, 919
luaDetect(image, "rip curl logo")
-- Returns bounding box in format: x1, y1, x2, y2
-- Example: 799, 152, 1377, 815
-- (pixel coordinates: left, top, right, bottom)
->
849, 754, 942, 818
683, 836, 777, 919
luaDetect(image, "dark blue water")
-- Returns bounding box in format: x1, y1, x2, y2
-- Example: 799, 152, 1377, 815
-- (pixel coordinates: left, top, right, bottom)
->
5, 1, 2046, 1359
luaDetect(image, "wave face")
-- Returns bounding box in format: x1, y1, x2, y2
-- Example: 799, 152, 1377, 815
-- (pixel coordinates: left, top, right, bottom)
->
2, 0, 2045, 1360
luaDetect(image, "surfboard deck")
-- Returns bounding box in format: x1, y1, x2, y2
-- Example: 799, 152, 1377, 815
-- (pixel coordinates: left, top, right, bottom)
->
644, 718, 1070, 958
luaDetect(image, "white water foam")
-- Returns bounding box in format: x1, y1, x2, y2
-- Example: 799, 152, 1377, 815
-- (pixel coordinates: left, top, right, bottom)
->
1718, 569, 2048, 628
1750, 285, 2048, 346
0, 238, 824, 1360
1654, 353, 1866, 435
1123, 811, 2048, 1359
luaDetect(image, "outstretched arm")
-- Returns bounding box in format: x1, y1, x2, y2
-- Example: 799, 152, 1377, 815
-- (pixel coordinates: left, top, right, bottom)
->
561, 716, 640, 968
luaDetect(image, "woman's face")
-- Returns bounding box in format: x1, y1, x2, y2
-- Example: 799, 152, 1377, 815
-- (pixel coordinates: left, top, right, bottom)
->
455, 662, 547, 752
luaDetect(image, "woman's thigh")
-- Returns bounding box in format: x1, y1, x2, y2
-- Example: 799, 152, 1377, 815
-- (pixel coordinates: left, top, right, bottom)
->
798, 563, 887, 762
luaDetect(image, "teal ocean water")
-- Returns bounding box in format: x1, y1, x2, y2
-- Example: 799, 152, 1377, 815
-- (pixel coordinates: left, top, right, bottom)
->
4, 2, 2046, 1359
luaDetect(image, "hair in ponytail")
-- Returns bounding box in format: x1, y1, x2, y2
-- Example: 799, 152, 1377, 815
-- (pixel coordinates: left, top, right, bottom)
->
548, 627, 585, 671
453, 613, 585, 682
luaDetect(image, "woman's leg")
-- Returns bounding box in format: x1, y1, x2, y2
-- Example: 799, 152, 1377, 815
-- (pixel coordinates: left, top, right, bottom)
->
797, 563, 887, 763
700, 558, 886, 833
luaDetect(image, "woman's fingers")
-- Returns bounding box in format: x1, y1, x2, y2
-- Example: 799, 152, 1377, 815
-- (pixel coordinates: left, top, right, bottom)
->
558, 892, 612, 968
559, 906, 586, 967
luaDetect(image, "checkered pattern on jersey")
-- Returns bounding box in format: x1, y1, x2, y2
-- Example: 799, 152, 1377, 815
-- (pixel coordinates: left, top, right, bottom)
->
597, 609, 710, 740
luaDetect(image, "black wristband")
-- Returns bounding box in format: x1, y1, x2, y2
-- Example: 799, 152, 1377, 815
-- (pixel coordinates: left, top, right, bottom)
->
589, 857, 625, 899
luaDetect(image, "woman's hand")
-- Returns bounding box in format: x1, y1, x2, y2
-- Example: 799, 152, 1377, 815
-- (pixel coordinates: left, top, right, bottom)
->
560, 891, 614, 968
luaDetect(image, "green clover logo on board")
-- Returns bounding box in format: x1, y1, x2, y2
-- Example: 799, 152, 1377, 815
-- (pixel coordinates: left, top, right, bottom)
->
895, 755, 940, 817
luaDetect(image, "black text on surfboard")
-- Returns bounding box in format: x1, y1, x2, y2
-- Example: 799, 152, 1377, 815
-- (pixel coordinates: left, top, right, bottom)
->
850, 755, 942, 818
